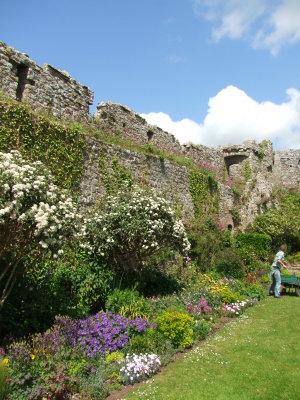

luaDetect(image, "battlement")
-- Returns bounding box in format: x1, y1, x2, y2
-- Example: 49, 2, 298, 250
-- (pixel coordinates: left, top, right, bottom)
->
1, 42, 299, 231
0, 41, 93, 123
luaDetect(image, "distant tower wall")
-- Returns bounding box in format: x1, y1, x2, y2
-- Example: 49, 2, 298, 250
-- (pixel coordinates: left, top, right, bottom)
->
0, 41, 93, 123
273, 150, 300, 189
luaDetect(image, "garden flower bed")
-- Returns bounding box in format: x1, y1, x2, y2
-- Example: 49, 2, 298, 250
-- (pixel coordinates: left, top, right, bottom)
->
0, 272, 266, 400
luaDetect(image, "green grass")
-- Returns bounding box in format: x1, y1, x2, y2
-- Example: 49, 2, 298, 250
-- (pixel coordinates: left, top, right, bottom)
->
124, 297, 300, 399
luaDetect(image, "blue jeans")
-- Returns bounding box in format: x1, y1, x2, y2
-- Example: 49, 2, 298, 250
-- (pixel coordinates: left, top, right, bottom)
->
269, 269, 281, 297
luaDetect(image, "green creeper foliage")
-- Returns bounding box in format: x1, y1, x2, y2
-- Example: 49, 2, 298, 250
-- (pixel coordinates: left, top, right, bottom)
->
251, 189, 300, 249
189, 169, 219, 218
0, 96, 85, 193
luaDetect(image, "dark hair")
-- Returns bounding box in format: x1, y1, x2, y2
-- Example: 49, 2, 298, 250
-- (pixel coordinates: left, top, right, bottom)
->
280, 244, 287, 252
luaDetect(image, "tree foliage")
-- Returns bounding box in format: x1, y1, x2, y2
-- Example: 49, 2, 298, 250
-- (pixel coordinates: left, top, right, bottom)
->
251, 190, 300, 250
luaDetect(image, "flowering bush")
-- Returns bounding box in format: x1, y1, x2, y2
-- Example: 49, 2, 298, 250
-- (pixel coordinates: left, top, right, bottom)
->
119, 353, 161, 384
0, 150, 78, 310
78, 185, 190, 270
157, 311, 194, 348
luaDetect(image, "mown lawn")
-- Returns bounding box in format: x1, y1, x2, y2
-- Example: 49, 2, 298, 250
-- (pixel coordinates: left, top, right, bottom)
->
123, 296, 300, 400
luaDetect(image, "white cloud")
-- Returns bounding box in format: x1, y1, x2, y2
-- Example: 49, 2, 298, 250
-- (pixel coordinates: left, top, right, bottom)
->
141, 85, 300, 150
193, 0, 300, 55
253, 0, 300, 55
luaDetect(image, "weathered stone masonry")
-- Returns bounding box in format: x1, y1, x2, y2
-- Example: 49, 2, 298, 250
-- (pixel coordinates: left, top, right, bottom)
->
0, 41, 93, 123
1, 42, 300, 230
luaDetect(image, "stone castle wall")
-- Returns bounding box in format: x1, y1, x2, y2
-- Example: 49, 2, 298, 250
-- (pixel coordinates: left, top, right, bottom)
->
273, 150, 300, 189
1, 42, 300, 230
79, 136, 195, 220
94, 101, 182, 154
0, 41, 93, 123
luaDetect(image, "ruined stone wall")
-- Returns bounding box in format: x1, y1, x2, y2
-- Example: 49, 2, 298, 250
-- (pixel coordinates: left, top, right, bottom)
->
94, 102, 182, 154
1, 42, 300, 231
0, 41, 93, 123
273, 150, 300, 189
79, 136, 196, 219
182, 143, 224, 180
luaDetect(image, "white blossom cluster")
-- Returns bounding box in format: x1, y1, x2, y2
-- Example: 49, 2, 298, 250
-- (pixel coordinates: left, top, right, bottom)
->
0, 151, 78, 256
78, 186, 190, 258
119, 353, 161, 384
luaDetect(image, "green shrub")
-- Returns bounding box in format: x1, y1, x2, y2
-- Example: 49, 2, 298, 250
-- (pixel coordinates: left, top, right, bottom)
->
0, 248, 115, 338
187, 217, 224, 272
235, 232, 271, 264
214, 248, 245, 279
105, 288, 149, 318
216, 286, 244, 304
251, 189, 300, 250
79, 368, 108, 400
129, 328, 174, 357
193, 319, 212, 340
240, 282, 266, 300
157, 311, 194, 348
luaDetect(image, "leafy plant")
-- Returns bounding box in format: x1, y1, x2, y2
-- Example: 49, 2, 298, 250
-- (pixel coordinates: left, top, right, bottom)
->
157, 311, 194, 348
214, 248, 245, 279
251, 189, 300, 250
193, 319, 212, 340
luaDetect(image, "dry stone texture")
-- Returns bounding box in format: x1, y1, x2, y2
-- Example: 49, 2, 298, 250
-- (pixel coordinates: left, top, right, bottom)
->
0, 41, 93, 123
1, 42, 300, 230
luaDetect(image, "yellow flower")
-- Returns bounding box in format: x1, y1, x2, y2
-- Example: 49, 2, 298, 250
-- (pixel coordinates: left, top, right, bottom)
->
1, 358, 9, 367
30, 354, 36, 360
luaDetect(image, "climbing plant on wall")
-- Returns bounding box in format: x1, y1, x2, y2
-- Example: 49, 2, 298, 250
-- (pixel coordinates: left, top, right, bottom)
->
189, 169, 219, 218
0, 96, 86, 194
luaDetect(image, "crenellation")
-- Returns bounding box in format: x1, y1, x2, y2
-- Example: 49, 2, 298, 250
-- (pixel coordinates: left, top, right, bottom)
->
0, 41, 93, 122
94, 101, 182, 154
1, 42, 300, 231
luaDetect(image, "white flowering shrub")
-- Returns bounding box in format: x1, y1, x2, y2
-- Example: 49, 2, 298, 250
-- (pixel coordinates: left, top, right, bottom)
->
0, 151, 78, 310
79, 186, 190, 270
119, 353, 161, 384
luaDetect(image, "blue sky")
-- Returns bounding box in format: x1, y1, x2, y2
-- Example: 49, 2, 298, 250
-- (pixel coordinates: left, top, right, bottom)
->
1, 0, 300, 149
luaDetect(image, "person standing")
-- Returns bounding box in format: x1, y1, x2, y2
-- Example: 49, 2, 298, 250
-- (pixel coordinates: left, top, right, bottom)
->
269, 244, 287, 298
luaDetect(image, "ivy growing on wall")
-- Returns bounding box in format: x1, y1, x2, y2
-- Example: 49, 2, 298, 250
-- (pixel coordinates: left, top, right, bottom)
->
189, 169, 219, 218
98, 154, 133, 195
243, 160, 251, 181
0, 96, 86, 194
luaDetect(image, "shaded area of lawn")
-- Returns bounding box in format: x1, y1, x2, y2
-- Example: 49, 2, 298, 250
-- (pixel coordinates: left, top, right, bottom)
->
124, 296, 300, 400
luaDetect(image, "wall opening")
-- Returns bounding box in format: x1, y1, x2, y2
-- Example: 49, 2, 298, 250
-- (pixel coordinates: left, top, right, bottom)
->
147, 130, 154, 141
16, 63, 29, 101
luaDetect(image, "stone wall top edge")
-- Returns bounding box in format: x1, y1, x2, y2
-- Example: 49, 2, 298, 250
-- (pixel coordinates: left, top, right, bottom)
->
0, 40, 93, 95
